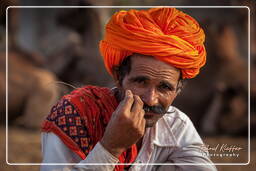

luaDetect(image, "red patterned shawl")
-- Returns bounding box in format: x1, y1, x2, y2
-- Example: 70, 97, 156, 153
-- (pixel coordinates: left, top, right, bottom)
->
41, 85, 137, 170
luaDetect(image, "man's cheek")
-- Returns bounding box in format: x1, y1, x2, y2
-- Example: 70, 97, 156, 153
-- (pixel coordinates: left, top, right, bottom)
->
168, 96, 176, 106
127, 87, 141, 97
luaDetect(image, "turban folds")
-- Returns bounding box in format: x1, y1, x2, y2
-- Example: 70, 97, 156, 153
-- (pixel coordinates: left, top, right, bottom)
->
99, 8, 206, 79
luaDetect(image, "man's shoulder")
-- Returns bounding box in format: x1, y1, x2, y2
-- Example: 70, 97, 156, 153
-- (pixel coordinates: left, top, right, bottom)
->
65, 85, 111, 100
42, 85, 117, 129
60, 85, 117, 108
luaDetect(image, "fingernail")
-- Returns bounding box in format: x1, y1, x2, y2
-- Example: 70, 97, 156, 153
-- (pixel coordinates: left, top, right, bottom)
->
126, 90, 131, 96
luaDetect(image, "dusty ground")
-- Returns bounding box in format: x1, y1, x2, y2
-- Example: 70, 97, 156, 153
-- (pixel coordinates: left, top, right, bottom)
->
0, 126, 255, 171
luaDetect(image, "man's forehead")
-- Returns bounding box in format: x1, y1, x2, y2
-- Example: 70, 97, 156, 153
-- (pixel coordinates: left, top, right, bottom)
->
130, 54, 180, 74
128, 54, 181, 82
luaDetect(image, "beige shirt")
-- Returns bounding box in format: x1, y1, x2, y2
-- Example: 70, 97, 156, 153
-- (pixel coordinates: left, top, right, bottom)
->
41, 106, 217, 171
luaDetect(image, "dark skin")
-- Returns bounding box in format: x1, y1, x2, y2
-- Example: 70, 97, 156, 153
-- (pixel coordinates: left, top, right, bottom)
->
101, 54, 180, 158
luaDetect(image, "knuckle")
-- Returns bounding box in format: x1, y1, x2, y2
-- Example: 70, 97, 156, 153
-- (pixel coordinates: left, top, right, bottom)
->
132, 124, 144, 136
120, 114, 133, 125
130, 120, 137, 128
141, 109, 145, 115
126, 94, 133, 101
120, 104, 130, 113
122, 112, 130, 120
116, 112, 128, 122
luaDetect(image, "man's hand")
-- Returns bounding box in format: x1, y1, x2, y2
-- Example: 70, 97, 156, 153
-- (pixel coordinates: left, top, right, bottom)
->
100, 90, 146, 158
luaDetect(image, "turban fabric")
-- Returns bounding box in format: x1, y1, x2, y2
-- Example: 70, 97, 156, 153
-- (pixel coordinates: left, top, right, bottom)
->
99, 8, 206, 79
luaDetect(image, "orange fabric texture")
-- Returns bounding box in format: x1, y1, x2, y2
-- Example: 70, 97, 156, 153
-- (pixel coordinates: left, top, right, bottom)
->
99, 8, 206, 79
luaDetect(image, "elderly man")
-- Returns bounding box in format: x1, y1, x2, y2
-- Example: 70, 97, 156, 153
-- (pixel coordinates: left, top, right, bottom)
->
41, 8, 217, 171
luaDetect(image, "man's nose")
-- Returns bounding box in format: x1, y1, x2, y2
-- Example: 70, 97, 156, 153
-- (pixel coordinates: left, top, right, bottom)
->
142, 87, 159, 107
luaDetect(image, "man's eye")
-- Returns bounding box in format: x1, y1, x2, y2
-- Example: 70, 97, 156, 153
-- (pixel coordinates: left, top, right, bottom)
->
130, 77, 148, 85
136, 79, 146, 84
159, 84, 173, 91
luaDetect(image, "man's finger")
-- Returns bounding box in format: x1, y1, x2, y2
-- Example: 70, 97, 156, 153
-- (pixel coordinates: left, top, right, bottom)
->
131, 95, 144, 115
120, 90, 134, 112
139, 115, 146, 132
138, 109, 145, 122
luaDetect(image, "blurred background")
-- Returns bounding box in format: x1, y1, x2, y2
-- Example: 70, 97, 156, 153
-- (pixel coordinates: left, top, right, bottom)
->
0, 0, 255, 170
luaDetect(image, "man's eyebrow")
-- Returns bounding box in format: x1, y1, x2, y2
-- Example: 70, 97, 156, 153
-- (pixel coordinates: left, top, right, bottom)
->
129, 75, 150, 82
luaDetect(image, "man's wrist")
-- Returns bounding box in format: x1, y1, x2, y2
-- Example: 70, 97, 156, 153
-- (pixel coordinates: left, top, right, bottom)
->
100, 139, 125, 158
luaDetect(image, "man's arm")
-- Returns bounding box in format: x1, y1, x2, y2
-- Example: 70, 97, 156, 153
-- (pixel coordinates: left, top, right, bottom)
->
41, 90, 145, 171
40, 132, 119, 171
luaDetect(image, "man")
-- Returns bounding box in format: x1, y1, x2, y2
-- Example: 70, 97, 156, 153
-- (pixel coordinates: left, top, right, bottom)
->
41, 8, 217, 171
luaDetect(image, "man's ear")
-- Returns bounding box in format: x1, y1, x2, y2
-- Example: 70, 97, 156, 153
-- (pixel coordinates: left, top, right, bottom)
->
175, 79, 183, 95
176, 78, 186, 95
112, 68, 122, 88
176, 89, 181, 95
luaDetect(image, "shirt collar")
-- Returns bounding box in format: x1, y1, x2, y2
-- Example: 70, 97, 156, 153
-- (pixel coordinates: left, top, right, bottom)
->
150, 106, 178, 147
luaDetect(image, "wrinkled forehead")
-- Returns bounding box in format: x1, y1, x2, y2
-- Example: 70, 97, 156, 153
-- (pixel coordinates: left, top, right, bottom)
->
129, 54, 181, 81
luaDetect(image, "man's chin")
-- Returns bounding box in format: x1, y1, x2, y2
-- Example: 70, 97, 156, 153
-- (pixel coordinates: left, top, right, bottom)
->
144, 114, 163, 127
145, 120, 157, 128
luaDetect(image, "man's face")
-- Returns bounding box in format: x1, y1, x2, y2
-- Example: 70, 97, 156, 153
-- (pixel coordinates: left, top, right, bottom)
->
120, 54, 180, 127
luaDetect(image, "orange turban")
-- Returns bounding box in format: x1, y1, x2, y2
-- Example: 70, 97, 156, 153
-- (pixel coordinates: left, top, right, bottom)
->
99, 8, 206, 79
